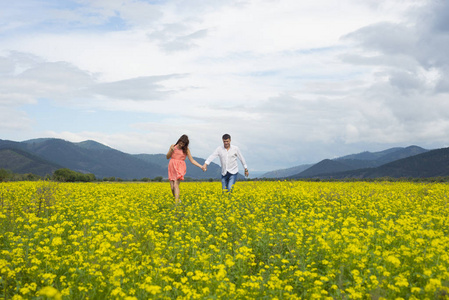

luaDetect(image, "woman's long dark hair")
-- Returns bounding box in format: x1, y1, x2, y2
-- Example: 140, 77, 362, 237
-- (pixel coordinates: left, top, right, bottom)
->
175, 134, 189, 154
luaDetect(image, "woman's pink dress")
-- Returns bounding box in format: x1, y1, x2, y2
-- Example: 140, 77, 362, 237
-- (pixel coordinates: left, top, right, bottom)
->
168, 147, 187, 181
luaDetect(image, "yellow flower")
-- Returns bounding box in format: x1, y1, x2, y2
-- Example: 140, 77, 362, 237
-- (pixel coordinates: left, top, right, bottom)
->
36, 286, 62, 300
425, 278, 442, 293
225, 257, 235, 267
385, 255, 401, 267
215, 265, 227, 281
395, 275, 409, 287
51, 237, 63, 246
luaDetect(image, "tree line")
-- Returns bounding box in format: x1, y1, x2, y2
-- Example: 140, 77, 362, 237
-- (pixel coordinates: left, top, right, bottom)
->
0, 168, 212, 182
0, 168, 95, 182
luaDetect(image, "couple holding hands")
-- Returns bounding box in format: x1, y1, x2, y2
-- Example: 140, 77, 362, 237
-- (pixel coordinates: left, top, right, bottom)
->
166, 133, 248, 203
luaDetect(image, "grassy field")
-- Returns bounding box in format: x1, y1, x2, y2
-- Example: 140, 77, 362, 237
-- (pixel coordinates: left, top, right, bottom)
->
1, 181, 448, 299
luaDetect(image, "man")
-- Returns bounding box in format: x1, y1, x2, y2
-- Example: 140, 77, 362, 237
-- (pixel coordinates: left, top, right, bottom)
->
202, 134, 249, 191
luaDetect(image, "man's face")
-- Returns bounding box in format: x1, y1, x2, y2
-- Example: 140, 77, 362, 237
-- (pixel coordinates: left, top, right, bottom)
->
222, 138, 231, 149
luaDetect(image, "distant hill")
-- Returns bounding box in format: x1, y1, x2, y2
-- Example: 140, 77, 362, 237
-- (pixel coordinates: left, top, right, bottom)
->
263, 146, 428, 179
1, 138, 167, 179
0, 138, 243, 180
261, 164, 313, 178
337, 147, 404, 161
292, 146, 449, 179
290, 146, 429, 178
0, 148, 62, 176
294, 159, 354, 178
336, 145, 428, 164
75, 140, 114, 151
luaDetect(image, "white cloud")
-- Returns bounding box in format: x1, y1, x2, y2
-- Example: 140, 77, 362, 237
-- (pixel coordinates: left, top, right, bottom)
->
0, 107, 32, 131
87, 75, 184, 101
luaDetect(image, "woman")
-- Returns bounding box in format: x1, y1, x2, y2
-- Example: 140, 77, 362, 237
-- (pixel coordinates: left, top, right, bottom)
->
166, 134, 203, 203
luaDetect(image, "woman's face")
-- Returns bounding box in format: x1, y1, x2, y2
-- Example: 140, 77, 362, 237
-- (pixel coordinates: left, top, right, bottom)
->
178, 141, 185, 148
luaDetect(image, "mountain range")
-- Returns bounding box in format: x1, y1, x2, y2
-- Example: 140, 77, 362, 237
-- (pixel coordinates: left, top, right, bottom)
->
291, 146, 449, 179
261, 146, 430, 178
0, 138, 226, 180
1, 138, 448, 180
287, 145, 449, 179
290, 145, 429, 178
261, 164, 314, 178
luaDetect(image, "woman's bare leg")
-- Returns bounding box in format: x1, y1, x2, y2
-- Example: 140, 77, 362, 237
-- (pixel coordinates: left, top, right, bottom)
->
174, 179, 181, 203
170, 180, 176, 198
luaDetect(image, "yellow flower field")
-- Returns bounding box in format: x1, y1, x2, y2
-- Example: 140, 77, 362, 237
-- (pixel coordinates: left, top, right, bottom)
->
1, 181, 448, 299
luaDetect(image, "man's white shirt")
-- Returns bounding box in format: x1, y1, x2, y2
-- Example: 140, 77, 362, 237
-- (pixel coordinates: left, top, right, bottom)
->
205, 145, 248, 176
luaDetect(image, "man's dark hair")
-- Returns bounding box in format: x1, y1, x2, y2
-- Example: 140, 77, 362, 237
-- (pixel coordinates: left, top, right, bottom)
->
222, 134, 231, 140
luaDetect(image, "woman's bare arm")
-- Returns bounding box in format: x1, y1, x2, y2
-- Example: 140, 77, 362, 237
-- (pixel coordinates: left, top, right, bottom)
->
166, 144, 175, 159
187, 148, 203, 168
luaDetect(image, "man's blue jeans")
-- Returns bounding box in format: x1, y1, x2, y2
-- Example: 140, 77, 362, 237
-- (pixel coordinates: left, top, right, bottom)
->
221, 172, 238, 191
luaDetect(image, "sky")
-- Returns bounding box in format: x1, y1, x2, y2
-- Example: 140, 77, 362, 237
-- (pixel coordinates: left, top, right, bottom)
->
1, 0, 449, 173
